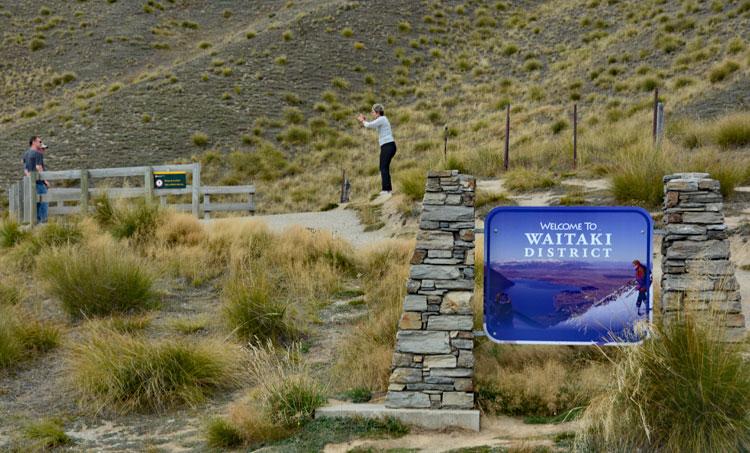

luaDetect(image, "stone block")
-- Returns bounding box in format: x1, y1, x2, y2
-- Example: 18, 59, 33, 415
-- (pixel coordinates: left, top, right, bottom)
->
442, 392, 474, 409
399, 312, 423, 330
397, 331, 451, 354
698, 179, 721, 190
429, 170, 455, 178
666, 179, 698, 191
428, 249, 453, 258
724, 313, 746, 328
424, 258, 463, 265
452, 339, 474, 349
666, 224, 706, 235
666, 240, 729, 260
425, 376, 455, 385
457, 350, 474, 368
410, 249, 426, 265
422, 205, 474, 222
404, 295, 428, 311
446, 194, 463, 205
390, 367, 423, 384
665, 191, 679, 208
662, 276, 714, 291
440, 291, 473, 314
392, 353, 414, 367
685, 260, 734, 275
421, 280, 436, 290
682, 211, 724, 224
423, 192, 447, 205
407, 383, 454, 391
411, 265, 461, 280
435, 279, 474, 290
722, 327, 748, 343
459, 229, 475, 241
454, 378, 473, 392
420, 220, 440, 229
385, 392, 431, 408
427, 315, 474, 331
424, 354, 457, 369
416, 230, 455, 250
388, 384, 406, 391
430, 368, 473, 378
465, 252, 475, 265
407, 279, 421, 294
426, 178, 442, 192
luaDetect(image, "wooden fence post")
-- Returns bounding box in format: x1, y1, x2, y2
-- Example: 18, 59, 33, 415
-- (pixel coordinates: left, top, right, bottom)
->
503, 104, 510, 171
144, 166, 154, 203
573, 103, 578, 170
652, 88, 659, 144
204, 195, 211, 220
26, 173, 37, 226
80, 169, 90, 215
8, 185, 15, 222
191, 163, 201, 218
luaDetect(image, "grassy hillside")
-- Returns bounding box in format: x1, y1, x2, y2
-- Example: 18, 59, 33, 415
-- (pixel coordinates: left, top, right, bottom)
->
1, 0, 749, 214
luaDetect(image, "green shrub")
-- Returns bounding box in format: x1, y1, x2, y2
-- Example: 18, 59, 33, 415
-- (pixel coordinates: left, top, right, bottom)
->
0, 220, 28, 248
191, 131, 209, 146
206, 418, 244, 449
222, 273, 297, 344
523, 59, 542, 71
344, 387, 372, 403
40, 245, 157, 319
69, 327, 243, 413
445, 155, 469, 174
576, 315, 750, 452
282, 126, 312, 145
611, 143, 672, 207
504, 168, 557, 192
712, 112, 750, 149
551, 119, 568, 134
35, 220, 82, 247
397, 168, 426, 201
709, 60, 740, 83
23, 419, 71, 449
0, 305, 60, 368
29, 38, 45, 51
283, 107, 304, 124
108, 200, 160, 241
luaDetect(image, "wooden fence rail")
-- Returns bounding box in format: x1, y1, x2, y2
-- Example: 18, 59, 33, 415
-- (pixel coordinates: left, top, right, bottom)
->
6, 163, 255, 225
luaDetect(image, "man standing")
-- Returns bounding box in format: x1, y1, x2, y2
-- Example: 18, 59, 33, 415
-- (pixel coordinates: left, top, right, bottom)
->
22, 136, 49, 223
632, 259, 650, 316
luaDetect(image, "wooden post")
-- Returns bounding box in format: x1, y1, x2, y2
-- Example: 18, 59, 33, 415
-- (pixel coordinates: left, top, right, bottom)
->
443, 124, 448, 163
16, 182, 23, 223
652, 88, 659, 143
80, 169, 89, 215
26, 173, 37, 226
248, 191, 254, 215
656, 102, 665, 149
573, 103, 578, 170
159, 196, 167, 207
144, 166, 154, 203
503, 104, 510, 171
191, 163, 201, 218
8, 185, 15, 221
204, 195, 211, 220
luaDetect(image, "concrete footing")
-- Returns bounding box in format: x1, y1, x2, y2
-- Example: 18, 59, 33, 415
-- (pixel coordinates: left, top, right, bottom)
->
315, 403, 480, 431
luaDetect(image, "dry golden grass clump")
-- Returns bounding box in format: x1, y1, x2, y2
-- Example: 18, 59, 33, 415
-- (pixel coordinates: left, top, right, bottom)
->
68, 325, 245, 414
0, 304, 61, 369
39, 242, 158, 319
332, 240, 412, 391
576, 315, 750, 452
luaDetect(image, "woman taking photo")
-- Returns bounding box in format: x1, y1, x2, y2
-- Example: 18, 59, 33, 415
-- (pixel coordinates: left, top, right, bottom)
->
357, 103, 396, 196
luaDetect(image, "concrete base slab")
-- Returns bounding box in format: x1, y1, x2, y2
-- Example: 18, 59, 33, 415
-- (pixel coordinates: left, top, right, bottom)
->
315, 403, 480, 431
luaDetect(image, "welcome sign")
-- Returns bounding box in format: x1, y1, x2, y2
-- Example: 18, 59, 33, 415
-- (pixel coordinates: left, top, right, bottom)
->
484, 207, 652, 345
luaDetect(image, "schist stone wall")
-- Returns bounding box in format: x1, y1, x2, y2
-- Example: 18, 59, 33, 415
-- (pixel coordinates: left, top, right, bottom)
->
385, 170, 476, 410
661, 172, 746, 341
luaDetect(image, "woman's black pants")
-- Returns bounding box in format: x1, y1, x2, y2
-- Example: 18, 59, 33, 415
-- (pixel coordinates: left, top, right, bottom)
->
379, 141, 397, 191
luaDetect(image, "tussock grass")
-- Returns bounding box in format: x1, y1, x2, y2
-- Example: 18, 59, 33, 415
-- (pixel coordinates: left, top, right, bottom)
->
504, 168, 557, 192
576, 315, 750, 451
0, 219, 28, 248
68, 326, 244, 413
206, 418, 244, 448
712, 112, 750, 149
23, 419, 72, 449
0, 280, 21, 306
39, 243, 157, 319
611, 141, 673, 207
154, 212, 205, 247
397, 167, 427, 201
191, 131, 209, 146
0, 304, 60, 369
333, 241, 412, 391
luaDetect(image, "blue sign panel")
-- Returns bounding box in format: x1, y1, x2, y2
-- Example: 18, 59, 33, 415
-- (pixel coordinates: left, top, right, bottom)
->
484, 207, 652, 345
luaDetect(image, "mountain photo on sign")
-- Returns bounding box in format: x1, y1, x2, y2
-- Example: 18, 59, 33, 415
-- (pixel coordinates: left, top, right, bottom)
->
484, 207, 652, 345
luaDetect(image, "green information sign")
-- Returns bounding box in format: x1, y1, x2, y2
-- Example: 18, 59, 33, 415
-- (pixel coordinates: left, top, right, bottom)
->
154, 171, 187, 189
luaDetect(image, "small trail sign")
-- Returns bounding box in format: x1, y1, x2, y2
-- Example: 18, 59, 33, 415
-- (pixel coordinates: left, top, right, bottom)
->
154, 171, 187, 189
484, 206, 652, 345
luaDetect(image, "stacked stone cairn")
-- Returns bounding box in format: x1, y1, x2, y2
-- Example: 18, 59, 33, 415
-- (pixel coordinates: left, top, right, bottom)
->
661, 173, 746, 341
385, 170, 476, 410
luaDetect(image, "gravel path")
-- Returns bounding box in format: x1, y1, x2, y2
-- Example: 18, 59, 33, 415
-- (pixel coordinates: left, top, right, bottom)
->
206, 207, 392, 248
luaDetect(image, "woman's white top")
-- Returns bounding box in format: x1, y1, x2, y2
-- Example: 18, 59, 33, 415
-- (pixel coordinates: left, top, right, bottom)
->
363, 116, 394, 146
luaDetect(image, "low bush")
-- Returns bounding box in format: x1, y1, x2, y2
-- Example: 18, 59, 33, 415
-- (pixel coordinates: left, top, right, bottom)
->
110, 201, 160, 242
155, 212, 206, 247
68, 327, 244, 413
712, 112, 750, 149
191, 131, 209, 146
610, 142, 673, 207
35, 220, 83, 247
504, 168, 557, 192
40, 244, 157, 319
709, 60, 740, 83
0, 281, 21, 305
23, 419, 71, 449
397, 168, 426, 201
0, 220, 28, 248
222, 271, 297, 344
0, 305, 60, 369
576, 315, 750, 451
205, 418, 244, 449
689, 151, 747, 198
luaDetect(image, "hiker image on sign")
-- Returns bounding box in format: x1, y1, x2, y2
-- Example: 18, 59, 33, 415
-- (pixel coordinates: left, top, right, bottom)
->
483, 207, 653, 345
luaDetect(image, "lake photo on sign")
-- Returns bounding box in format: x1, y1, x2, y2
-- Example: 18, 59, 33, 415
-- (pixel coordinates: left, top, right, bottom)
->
484, 207, 653, 345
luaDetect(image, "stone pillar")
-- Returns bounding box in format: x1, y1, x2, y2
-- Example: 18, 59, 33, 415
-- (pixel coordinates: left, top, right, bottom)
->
385, 170, 476, 410
661, 173, 746, 341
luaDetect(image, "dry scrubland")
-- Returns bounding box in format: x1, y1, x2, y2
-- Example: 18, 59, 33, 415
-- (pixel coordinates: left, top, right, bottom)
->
1, 0, 750, 214
1, 0, 750, 450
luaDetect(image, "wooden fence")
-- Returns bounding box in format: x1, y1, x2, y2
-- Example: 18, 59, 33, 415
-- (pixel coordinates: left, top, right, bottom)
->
7, 163, 255, 225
